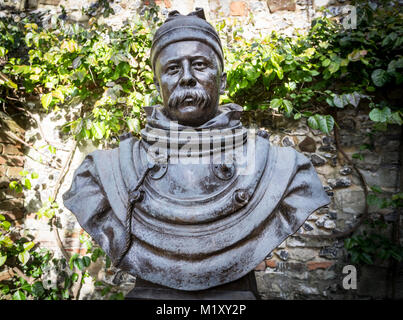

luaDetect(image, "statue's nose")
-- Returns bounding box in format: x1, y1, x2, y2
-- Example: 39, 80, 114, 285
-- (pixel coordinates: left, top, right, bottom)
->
179, 63, 197, 87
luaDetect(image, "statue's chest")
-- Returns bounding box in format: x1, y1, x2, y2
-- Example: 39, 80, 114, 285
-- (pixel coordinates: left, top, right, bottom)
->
127, 144, 266, 224
146, 162, 236, 200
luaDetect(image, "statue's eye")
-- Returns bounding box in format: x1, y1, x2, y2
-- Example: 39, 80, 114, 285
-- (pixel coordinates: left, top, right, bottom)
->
166, 65, 180, 74
193, 61, 206, 70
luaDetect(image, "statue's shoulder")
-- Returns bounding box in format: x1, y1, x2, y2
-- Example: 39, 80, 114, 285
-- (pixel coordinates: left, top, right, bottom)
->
84, 133, 138, 163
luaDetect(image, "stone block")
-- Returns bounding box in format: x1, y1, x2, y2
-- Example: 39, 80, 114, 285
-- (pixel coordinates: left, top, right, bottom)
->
310, 153, 327, 166
265, 259, 277, 268
319, 246, 338, 259
267, 0, 296, 12
288, 248, 318, 262
255, 261, 266, 271
359, 167, 399, 189
2, 210, 25, 220
3, 144, 22, 155
6, 166, 23, 178
39, 0, 61, 5
334, 189, 366, 215
0, 155, 24, 167
155, 0, 172, 8
313, 0, 337, 9
230, 1, 248, 16
0, 199, 24, 210
298, 136, 316, 152
307, 261, 334, 271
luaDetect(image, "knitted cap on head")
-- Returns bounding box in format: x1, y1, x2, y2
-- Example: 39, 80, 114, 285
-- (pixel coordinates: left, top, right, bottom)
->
151, 8, 224, 71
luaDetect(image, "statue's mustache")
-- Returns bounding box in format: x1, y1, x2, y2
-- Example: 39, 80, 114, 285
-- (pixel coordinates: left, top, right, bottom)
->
168, 88, 211, 110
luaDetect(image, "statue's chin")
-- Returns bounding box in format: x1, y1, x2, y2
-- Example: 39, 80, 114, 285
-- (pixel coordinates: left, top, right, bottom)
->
163, 102, 217, 127
174, 105, 209, 126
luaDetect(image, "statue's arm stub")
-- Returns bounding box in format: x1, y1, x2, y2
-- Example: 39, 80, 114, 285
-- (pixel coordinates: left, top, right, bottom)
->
276, 147, 330, 232
62, 152, 127, 263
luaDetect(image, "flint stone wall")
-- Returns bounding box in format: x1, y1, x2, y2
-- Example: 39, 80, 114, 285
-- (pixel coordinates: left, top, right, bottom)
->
0, 0, 402, 299
1, 0, 351, 37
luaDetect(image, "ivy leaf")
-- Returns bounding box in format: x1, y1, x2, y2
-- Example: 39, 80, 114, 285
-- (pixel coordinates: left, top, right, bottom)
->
0, 254, 7, 267
19, 170, 29, 177
370, 185, 383, 193
52, 89, 65, 103
24, 178, 31, 190
69, 253, 79, 270
361, 253, 373, 265
72, 56, 82, 69
82, 256, 91, 268
31, 172, 39, 179
270, 98, 282, 110
71, 273, 79, 282
344, 92, 366, 108
367, 194, 383, 208
333, 94, 348, 108
308, 115, 334, 134
41, 93, 53, 110
127, 118, 140, 133
1, 220, 11, 230
18, 250, 30, 266
32, 282, 45, 298
74, 257, 84, 270
389, 112, 403, 125
317, 115, 334, 134
91, 122, 106, 140
307, 115, 319, 130
245, 65, 259, 81
371, 69, 388, 87
23, 241, 35, 251
282, 99, 293, 113
369, 107, 391, 122
322, 58, 331, 67
12, 290, 26, 300
328, 62, 340, 74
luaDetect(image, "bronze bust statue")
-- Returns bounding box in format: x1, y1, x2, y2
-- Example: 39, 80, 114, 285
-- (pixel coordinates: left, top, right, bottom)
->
63, 9, 329, 294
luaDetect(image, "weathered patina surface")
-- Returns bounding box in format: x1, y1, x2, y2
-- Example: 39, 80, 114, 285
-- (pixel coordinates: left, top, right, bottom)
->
63, 9, 329, 291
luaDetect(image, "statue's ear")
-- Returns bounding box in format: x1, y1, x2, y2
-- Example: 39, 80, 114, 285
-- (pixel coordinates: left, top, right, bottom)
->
220, 72, 227, 94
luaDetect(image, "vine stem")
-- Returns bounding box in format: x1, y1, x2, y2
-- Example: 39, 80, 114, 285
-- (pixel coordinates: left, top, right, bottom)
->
0, 122, 62, 170
51, 140, 77, 263
301, 112, 370, 240
12, 105, 71, 152
49, 139, 85, 300
12, 267, 34, 284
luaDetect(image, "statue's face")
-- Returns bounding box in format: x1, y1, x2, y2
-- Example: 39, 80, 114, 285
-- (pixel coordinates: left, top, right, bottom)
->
154, 41, 227, 126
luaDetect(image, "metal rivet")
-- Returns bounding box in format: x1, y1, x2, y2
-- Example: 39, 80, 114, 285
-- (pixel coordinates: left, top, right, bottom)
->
130, 190, 144, 203
234, 190, 249, 205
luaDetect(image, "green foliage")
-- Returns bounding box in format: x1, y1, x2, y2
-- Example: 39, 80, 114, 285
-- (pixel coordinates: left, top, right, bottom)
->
344, 189, 403, 265
0, 214, 119, 300
8, 170, 39, 193
344, 220, 403, 265
221, 2, 402, 133
1, 8, 162, 144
